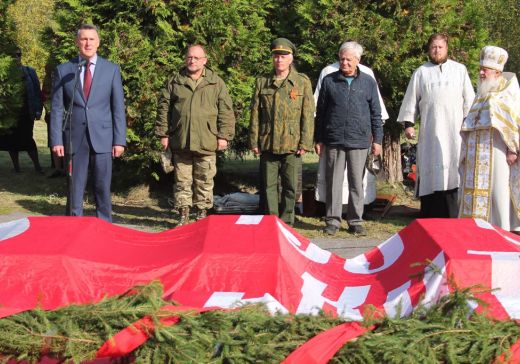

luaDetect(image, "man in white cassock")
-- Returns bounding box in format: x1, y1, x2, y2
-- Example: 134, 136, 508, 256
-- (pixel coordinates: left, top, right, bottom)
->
459, 46, 520, 234
313, 42, 389, 208
397, 33, 475, 218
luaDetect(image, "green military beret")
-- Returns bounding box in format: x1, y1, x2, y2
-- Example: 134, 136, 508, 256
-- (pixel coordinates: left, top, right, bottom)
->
271, 38, 296, 55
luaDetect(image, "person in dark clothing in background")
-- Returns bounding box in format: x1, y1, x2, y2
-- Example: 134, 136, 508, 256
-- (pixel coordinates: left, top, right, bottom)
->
42, 62, 65, 178
0, 49, 44, 173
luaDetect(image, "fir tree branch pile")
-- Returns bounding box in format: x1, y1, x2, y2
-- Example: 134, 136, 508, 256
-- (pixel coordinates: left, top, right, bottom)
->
331, 287, 520, 363
0, 282, 518, 363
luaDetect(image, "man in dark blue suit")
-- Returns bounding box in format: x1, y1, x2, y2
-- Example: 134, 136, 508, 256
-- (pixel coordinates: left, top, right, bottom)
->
50, 24, 127, 222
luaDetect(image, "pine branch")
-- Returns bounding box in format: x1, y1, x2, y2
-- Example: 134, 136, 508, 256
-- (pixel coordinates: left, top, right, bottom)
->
0, 281, 518, 364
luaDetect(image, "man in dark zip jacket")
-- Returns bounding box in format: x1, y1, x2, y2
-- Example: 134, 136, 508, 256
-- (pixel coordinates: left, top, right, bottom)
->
315, 41, 382, 236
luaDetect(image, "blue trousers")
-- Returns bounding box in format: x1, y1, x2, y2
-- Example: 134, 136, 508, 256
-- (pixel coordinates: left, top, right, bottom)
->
66, 132, 113, 222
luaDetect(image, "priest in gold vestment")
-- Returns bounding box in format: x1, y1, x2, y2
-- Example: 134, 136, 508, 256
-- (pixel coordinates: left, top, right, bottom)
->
459, 46, 520, 234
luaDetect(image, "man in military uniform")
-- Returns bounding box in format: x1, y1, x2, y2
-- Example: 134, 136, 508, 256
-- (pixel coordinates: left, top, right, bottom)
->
156, 44, 235, 226
249, 38, 315, 225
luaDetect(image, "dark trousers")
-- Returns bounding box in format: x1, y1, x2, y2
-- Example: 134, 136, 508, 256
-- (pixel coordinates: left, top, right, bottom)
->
420, 188, 459, 218
260, 152, 300, 225
67, 133, 113, 222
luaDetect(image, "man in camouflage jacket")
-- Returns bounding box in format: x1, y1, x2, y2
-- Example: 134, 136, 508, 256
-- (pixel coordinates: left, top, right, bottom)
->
249, 38, 315, 225
156, 44, 235, 225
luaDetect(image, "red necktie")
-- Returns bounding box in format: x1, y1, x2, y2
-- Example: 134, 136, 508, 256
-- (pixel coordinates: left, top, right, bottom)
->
83, 61, 92, 100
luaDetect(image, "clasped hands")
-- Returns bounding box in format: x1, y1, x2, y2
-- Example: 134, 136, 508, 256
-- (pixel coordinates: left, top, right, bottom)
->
314, 142, 381, 156
52, 145, 125, 158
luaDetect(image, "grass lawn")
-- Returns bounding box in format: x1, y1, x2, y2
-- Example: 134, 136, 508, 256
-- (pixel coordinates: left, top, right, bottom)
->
0, 121, 419, 239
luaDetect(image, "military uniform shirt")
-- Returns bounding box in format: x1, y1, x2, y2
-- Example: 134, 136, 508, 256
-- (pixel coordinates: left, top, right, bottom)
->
249, 68, 315, 154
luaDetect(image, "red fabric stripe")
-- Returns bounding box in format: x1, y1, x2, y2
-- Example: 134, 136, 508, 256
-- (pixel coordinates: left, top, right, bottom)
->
494, 338, 520, 364
281, 322, 374, 364
96, 305, 216, 358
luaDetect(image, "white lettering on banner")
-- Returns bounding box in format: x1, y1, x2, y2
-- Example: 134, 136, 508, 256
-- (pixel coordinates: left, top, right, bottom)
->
467, 250, 520, 319
203, 291, 289, 314
474, 218, 520, 247
276, 220, 331, 264
383, 281, 412, 318
204, 292, 244, 307
504, 235, 520, 247
344, 234, 404, 274
474, 218, 495, 230
384, 252, 448, 317
235, 215, 264, 225
296, 272, 370, 320
335, 286, 372, 320
295, 272, 327, 315
420, 252, 448, 308
203, 259, 449, 320
242, 293, 289, 314
0, 218, 30, 242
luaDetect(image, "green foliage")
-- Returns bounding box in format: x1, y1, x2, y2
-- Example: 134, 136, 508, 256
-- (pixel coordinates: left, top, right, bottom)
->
6, 0, 55, 78
184, 0, 274, 156
0, 282, 518, 363
261, 0, 489, 182
135, 302, 342, 363
0, 55, 24, 133
0, 0, 502, 185
37, 0, 274, 182
0, 281, 343, 363
331, 287, 520, 363
270, 0, 488, 116
0, 0, 16, 54
0, 282, 168, 363
0, 0, 22, 134
478, 0, 520, 76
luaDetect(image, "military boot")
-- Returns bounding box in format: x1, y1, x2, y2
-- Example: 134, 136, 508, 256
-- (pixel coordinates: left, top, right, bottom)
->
177, 207, 190, 226
195, 208, 207, 221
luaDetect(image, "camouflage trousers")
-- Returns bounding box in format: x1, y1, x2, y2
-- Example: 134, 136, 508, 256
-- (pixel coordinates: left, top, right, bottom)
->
173, 150, 216, 210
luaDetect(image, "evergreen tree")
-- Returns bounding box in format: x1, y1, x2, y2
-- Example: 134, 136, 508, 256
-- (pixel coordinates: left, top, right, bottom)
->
6, 0, 55, 78
0, 0, 24, 133
38, 0, 273, 184
267, 0, 488, 182
0, 55, 24, 133
0, 0, 494, 184
479, 0, 520, 76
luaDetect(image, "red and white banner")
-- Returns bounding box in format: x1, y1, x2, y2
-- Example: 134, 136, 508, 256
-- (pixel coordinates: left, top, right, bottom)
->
0, 215, 519, 359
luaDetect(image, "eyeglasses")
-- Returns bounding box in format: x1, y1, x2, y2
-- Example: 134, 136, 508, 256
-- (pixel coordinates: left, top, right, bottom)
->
185, 56, 206, 61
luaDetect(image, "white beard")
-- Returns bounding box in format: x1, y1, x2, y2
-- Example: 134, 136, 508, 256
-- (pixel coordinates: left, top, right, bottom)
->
477, 77, 501, 97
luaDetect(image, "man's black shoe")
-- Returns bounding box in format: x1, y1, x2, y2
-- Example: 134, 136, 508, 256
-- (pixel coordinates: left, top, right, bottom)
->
324, 225, 338, 236
48, 170, 66, 178
348, 225, 367, 236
